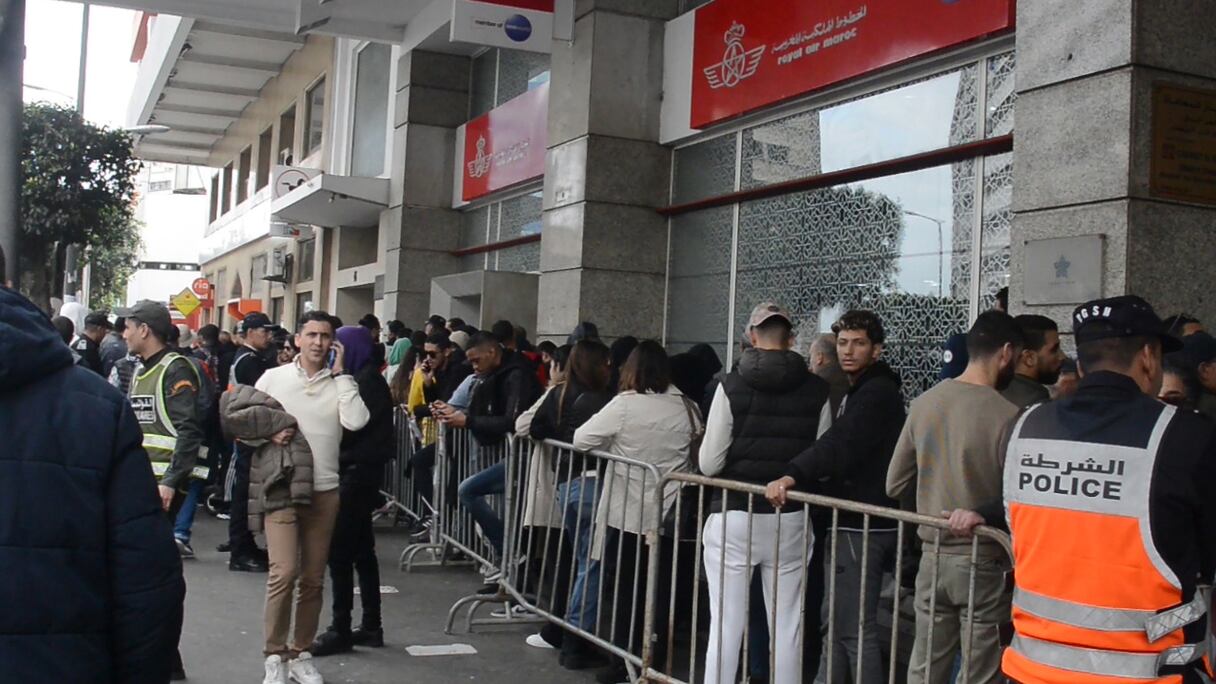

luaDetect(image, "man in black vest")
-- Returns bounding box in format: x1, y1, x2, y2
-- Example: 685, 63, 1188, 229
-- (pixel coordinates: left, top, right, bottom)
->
699, 302, 830, 684
767, 309, 906, 684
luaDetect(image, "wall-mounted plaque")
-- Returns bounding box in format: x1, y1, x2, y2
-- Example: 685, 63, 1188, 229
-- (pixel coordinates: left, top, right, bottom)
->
1024, 235, 1104, 305
1151, 84, 1216, 207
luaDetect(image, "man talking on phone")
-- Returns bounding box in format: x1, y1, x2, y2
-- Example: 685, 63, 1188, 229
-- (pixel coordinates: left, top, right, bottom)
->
252, 311, 370, 684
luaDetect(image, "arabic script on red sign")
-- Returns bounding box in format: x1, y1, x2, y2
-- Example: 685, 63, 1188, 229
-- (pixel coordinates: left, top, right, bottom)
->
463, 82, 549, 201
691, 0, 1014, 129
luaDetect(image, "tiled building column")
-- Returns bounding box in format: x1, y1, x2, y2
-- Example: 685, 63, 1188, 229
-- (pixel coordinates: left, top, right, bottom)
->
537, 1, 679, 341
1011, 1, 1216, 324
381, 50, 470, 325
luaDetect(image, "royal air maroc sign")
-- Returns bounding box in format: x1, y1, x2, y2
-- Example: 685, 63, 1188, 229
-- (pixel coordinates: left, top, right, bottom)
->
461, 82, 549, 201
690, 0, 1015, 129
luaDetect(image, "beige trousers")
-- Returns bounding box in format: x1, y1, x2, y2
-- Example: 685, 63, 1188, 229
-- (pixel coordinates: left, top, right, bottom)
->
907, 551, 1011, 684
263, 489, 340, 657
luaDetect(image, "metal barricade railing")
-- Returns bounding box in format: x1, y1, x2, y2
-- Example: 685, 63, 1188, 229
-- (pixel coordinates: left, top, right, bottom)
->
641, 472, 1015, 684
379, 408, 435, 526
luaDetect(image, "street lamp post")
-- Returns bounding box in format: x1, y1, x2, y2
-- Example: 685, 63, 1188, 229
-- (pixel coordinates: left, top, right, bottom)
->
903, 209, 945, 298
0, 0, 24, 287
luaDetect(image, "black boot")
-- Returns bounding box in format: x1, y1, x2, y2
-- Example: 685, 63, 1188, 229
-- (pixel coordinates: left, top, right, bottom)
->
309, 627, 354, 657
351, 626, 385, 648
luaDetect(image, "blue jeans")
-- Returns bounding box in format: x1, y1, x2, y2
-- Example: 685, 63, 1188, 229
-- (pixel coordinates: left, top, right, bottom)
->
558, 476, 600, 632
173, 478, 205, 542
458, 461, 506, 557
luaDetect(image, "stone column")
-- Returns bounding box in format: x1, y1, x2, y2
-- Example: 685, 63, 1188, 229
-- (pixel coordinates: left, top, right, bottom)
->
381, 50, 470, 325
1011, 1, 1216, 327
537, 1, 679, 341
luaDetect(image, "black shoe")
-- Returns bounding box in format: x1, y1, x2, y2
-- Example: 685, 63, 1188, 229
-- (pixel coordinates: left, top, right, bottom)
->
169, 666, 187, 681
215, 540, 232, 553
476, 583, 499, 596
310, 628, 354, 657
595, 662, 629, 684
559, 648, 606, 671
351, 627, 384, 648
228, 555, 268, 572
254, 547, 269, 564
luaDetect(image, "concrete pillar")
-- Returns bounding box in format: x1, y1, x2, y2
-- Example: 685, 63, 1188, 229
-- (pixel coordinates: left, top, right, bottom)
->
1011, 0, 1216, 328
536, 1, 679, 341
381, 50, 470, 325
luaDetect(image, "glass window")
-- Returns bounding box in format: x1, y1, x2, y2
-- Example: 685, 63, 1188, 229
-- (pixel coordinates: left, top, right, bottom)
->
665, 205, 734, 361
279, 106, 297, 165
461, 206, 491, 250
221, 163, 233, 214
986, 51, 1016, 138
496, 49, 549, 106
271, 297, 284, 326
251, 253, 267, 296
494, 242, 540, 273
297, 238, 316, 282
672, 135, 738, 205
257, 127, 273, 190
351, 43, 391, 177
496, 192, 542, 241
730, 162, 977, 399
295, 291, 314, 320
979, 152, 1013, 309
237, 147, 252, 205
304, 78, 326, 156
209, 174, 219, 222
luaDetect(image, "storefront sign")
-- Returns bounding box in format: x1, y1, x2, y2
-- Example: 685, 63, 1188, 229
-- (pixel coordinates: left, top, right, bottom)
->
171, 288, 202, 318
1151, 84, 1216, 207
1024, 235, 1104, 305
191, 277, 212, 301
690, 0, 1015, 129
451, 0, 555, 54
462, 82, 549, 201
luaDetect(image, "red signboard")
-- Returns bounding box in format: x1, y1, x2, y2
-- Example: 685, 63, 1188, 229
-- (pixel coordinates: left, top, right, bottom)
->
462, 82, 549, 201
690, 0, 1015, 129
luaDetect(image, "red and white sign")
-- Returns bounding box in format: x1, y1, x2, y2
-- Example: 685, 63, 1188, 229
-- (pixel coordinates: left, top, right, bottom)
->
191, 277, 212, 301
690, 0, 1015, 129
451, 0, 555, 54
461, 82, 549, 202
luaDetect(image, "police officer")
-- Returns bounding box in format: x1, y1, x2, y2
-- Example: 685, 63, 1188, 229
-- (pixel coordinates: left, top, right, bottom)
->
72, 311, 110, 376
118, 300, 204, 682
1001, 296, 1216, 683
224, 312, 276, 572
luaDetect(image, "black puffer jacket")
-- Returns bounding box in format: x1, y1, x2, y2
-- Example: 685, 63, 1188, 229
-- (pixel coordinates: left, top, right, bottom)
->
530, 379, 612, 473
340, 364, 396, 488
786, 361, 905, 529
467, 349, 543, 446
0, 286, 185, 684
719, 349, 830, 512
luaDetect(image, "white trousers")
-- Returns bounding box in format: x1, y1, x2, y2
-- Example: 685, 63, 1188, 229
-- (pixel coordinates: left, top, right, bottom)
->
702, 510, 814, 684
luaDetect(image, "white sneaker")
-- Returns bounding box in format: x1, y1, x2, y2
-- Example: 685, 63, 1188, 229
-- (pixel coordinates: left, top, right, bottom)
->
263, 655, 288, 684
525, 632, 555, 649
287, 652, 324, 684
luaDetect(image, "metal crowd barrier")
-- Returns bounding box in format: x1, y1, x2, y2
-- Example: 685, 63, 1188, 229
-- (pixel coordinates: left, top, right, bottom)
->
379, 419, 1015, 684
641, 472, 1015, 684
378, 408, 435, 526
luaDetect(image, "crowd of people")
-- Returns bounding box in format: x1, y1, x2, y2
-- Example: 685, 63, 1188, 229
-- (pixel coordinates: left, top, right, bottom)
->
4, 281, 1215, 684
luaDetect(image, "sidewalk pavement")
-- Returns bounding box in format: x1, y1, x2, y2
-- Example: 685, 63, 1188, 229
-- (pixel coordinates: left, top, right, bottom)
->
178, 514, 600, 683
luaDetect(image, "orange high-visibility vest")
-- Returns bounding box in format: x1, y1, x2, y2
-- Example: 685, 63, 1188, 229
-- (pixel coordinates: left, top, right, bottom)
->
1003, 404, 1208, 683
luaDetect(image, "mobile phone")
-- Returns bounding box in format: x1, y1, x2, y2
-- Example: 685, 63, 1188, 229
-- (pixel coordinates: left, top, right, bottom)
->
326, 349, 337, 368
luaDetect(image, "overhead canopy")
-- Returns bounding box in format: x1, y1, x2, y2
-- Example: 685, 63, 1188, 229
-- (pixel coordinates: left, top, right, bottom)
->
270, 172, 389, 228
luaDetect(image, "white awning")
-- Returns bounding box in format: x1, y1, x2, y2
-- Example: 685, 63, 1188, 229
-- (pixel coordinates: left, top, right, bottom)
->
270, 173, 389, 228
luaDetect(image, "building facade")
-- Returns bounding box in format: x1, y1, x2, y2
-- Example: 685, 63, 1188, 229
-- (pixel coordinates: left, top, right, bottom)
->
119, 0, 1216, 402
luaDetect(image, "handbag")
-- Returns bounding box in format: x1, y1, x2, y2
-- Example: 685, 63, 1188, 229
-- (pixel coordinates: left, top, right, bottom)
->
662, 397, 707, 540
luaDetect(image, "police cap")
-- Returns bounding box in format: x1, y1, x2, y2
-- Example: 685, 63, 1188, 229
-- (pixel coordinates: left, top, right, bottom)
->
1072, 295, 1182, 353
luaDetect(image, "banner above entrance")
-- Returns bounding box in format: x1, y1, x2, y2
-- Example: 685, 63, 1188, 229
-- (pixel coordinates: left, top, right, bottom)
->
459, 82, 549, 202
451, 0, 556, 54
689, 0, 1015, 129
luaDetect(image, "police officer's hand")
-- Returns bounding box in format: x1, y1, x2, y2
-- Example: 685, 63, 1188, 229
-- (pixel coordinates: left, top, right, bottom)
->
943, 509, 985, 538
158, 485, 174, 512
271, 427, 296, 446
765, 476, 797, 508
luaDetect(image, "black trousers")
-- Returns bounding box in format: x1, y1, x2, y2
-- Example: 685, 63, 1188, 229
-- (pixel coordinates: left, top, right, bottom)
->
166, 490, 187, 673
328, 483, 382, 633
601, 530, 683, 668
408, 443, 436, 513
227, 443, 256, 556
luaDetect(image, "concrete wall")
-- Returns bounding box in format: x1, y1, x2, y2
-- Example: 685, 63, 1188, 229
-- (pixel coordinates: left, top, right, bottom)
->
1010, 0, 1216, 330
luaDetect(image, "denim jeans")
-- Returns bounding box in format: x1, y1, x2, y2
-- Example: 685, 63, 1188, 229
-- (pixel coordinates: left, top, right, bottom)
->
173, 478, 205, 543
458, 461, 506, 557
558, 476, 600, 632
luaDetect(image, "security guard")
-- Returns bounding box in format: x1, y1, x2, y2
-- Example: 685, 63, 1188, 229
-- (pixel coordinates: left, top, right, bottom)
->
71, 310, 109, 376
1002, 295, 1216, 683
118, 300, 203, 682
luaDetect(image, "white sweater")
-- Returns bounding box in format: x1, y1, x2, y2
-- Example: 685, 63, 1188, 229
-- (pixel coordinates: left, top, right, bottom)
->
255, 360, 370, 492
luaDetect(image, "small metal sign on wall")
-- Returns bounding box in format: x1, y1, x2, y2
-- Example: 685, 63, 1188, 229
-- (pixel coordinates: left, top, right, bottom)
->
1024, 235, 1104, 305
1151, 84, 1216, 207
